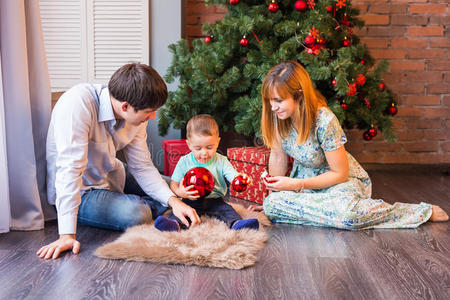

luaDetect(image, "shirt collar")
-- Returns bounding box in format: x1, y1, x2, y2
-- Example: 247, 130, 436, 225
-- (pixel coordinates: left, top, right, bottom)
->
98, 86, 115, 123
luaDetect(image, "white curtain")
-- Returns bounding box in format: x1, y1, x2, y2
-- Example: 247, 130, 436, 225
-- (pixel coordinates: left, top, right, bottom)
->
0, 0, 56, 233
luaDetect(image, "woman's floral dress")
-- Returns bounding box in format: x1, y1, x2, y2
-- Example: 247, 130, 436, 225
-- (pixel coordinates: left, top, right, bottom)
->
263, 107, 432, 229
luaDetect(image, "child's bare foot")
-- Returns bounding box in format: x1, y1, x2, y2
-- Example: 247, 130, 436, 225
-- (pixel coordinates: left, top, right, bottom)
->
429, 205, 449, 222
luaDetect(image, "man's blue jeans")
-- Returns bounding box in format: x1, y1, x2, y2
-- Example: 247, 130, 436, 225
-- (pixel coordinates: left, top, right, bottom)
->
78, 167, 168, 231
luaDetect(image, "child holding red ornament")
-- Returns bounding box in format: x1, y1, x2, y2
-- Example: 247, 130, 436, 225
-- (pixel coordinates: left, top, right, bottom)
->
154, 114, 259, 232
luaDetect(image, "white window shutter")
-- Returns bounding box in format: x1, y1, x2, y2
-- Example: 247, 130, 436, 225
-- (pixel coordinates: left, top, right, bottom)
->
40, 0, 149, 91
40, 0, 88, 91
87, 0, 149, 83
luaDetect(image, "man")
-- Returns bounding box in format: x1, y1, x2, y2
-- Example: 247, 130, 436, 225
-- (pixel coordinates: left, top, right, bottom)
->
37, 63, 201, 259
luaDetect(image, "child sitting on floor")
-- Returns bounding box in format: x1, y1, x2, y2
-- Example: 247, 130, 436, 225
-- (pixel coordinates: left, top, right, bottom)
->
155, 114, 259, 232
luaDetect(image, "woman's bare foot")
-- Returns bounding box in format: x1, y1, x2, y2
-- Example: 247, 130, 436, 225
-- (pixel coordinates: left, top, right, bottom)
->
429, 205, 449, 222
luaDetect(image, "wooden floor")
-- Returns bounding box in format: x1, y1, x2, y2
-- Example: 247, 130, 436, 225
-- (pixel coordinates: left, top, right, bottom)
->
1, 166, 449, 300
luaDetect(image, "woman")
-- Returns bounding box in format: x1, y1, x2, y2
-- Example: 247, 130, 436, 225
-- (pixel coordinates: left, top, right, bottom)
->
251, 61, 448, 229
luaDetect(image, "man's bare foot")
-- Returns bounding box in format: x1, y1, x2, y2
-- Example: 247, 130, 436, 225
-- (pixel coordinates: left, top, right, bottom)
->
429, 205, 449, 222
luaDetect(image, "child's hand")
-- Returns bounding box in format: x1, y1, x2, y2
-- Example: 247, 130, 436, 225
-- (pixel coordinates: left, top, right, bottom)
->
179, 178, 200, 200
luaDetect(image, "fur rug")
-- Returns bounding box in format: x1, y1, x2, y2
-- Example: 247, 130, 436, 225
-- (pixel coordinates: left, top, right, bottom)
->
94, 203, 271, 269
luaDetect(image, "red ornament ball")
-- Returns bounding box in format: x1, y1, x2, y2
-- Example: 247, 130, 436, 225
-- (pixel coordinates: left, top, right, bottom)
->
326, 6, 332, 13
341, 102, 348, 111
343, 39, 351, 47
204, 36, 211, 43
368, 127, 377, 137
295, 0, 308, 12
361, 59, 366, 65
356, 74, 366, 86
231, 174, 249, 193
305, 35, 315, 46
183, 167, 214, 198
363, 131, 372, 141
268, 1, 279, 12
346, 83, 357, 96
240, 37, 249, 47
332, 79, 337, 87
379, 82, 386, 91
229, 0, 239, 5
388, 104, 398, 116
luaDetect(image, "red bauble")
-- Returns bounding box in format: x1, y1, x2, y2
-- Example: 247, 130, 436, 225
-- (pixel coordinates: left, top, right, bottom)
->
388, 104, 398, 116
363, 131, 372, 141
355, 74, 366, 86
305, 35, 315, 46
361, 59, 366, 65
240, 36, 249, 47
204, 36, 211, 43
295, 0, 308, 11
343, 39, 351, 47
268, 1, 279, 12
306, 48, 314, 54
346, 83, 357, 96
229, 0, 239, 5
183, 167, 214, 198
341, 102, 348, 110
231, 174, 249, 193
379, 82, 386, 91
368, 127, 377, 138
326, 6, 332, 13
332, 79, 337, 87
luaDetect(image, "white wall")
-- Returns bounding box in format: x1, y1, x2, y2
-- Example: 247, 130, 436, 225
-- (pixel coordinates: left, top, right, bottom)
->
147, 0, 182, 171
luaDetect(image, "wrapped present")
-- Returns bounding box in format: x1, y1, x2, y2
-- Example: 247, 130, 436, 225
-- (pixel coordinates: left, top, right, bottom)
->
162, 139, 190, 176
227, 147, 271, 204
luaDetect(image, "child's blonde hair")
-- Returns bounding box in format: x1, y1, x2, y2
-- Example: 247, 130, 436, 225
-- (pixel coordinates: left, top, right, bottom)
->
186, 114, 219, 138
261, 61, 327, 148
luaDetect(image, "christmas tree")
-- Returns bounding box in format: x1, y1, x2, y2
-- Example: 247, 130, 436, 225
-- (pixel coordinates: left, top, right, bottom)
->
159, 0, 398, 142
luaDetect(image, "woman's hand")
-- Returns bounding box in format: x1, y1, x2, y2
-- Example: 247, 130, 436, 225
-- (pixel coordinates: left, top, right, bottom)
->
264, 176, 301, 192
178, 178, 200, 200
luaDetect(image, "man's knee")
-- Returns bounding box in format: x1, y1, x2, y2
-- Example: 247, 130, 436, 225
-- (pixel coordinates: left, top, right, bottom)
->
116, 199, 153, 229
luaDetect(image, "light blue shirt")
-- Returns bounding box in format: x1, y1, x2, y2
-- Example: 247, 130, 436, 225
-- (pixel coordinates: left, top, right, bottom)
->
46, 83, 174, 234
171, 153, 238, 198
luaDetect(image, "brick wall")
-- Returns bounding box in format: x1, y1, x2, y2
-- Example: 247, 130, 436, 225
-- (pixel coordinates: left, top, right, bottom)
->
185, 0, 449, 164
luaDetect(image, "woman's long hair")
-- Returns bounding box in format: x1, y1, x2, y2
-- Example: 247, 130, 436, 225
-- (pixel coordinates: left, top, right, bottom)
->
261, 61, 327, 148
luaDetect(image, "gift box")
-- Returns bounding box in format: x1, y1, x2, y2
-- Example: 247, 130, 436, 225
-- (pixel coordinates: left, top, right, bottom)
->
162, 139, 190, 176
227, 147, 271, 204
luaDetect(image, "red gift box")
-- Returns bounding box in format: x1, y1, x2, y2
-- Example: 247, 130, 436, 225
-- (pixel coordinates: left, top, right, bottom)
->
227, 147, 271, 204
162, 139, 190, 176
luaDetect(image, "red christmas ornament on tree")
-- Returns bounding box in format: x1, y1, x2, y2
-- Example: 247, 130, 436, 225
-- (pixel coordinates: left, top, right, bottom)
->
341, 102, 348, 111
363, 131, 372, 141
183, 167, 215, 198
368, 126, 377, 138
295, 0, 308, 12
240, 36, 249, 47
379, 82, 386, 91
229, 0, 239, 5
332, 79, 337, 87
204, 36, 211, 43
326, 6, 333, 13
343, 38, 351, 47
268, 1, 279, 12
388, 103, 398, 116
355, 74, 366, 86
346, 83, 357, 96
305, 35, 315, 46
361, 59, 366, 65
231, 174, 249, 192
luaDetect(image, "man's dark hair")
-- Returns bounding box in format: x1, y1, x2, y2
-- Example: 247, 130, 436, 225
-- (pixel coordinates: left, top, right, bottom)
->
108, 63, 168, 111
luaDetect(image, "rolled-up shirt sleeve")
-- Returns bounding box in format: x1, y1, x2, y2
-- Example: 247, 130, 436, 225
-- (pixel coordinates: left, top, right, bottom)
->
53, 96, 91, 235
123, 124, 174, 206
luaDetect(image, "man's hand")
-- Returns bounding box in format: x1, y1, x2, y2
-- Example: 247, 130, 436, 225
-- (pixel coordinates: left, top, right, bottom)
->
178, 178, 200, 200
168, 196, 201, 228
36, 234, 81, 259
